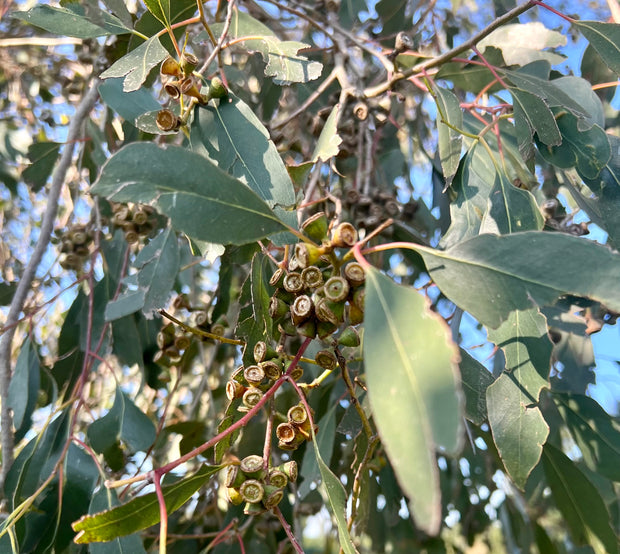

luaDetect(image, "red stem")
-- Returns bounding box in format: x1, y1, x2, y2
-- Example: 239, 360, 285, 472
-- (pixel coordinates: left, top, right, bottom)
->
532, 1, 575, 23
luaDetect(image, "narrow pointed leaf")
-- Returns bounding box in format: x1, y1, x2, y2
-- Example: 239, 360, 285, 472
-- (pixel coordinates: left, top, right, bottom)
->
458, 348, 494, 425
542, 444, 617, 554
100, 36, 168, 92
73, 464, 221, 543
433, 84, 463, 189
554, 393, 620, 482
487, 372, 549, 488
91, 143, 288, 245
487, 308, 551, 402
11, 5, 130, 38
7, 338, 40, 442
364, 267, 463, 534
413, 231, 620, 328
574, 21, 620, 75
311, 104, 342, 162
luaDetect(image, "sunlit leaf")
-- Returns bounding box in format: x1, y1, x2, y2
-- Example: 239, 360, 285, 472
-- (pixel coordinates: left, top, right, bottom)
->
91, 143, 288, 245
364, 267, 463, 534
143, 0, 171, 28
11, 4, 130, 38
542, 444, 618, 554
311, 104, 342, 163
100, 35, 168, 92
574, 21, 620, 75
414, 231, 620, 328
72, 464, 222, 543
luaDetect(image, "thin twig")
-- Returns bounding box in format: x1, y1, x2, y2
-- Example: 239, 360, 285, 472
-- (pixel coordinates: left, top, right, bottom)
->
198, 0, 237, 76
0, 79, 100, 493
274, 506, 304, 554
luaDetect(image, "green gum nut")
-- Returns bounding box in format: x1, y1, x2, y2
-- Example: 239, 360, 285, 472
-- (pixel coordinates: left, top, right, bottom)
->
301, 212, 329, 242
226, 487, 244, 506
243, 501, 266, 515
239, 479, 264, 503
317, 320, 338, 339
253, 341, 277, 363
209, 76, 228, 99
268, 470, 288, 489
262, 486, 284, 509
296, 318, 317, 339
338, 325, 360, 347
180, 52, 198, 76
225, 464, 246, 488
260, 359, 283, 380
240, 455, 266, 479
279, 460, 298, 482
324, 276, 350, 303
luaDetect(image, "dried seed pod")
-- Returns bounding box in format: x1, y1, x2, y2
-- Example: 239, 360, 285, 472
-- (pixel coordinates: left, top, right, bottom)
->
353, 101, 369, 121
124, 228, 140, 244
172, 294, 190, 310
156, 108, 181, 131
279, 460, 298, 482
239, 479, 264, 503
291, 295, 314, 325
240, 455, 265, 476
315, 349, 338, 370
163, 81, 181, 100
331, 222, 358, 248
244, 364, 266, 386
194, 310, 209, 328
60, 253, 81, 270
289, 365, 304, 381
283, 272, 304, 294
242, 386, 264, 408
302, 212, 329, 242
253, 341, 277, 363
164, 346, 182, 363
343, 262, 365, 287
226, 380, 246, 400
132, 207, 150, 225
231, 365, 248, 385
369, 203, 384, 218
384, 199, 400, 216
287, 403, 308, 426
260, 359, 282, 380
157, 330, 174, 350
276, 422, 298, 444
69, 226, 88, 245
225, 464, 246, 488
269, 296, 289, 319
262, 486, 284, 509
317, 320, 338, 339
269, 267, 286, 287
179, 76, 207, 103
324, 276, 350, 303
315, 297, 339, 325
357, 194, 373, 207
301, 266, 324, 289
394, 31, 413, 53
161, 55, 182, 77
344, 188, 360, 204
268, 469, 288, 489
174, 334, 191, 351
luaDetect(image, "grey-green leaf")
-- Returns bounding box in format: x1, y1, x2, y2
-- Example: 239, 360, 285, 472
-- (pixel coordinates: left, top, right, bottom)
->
414, 231, 620, 328
91, 143, 288, 245
574, 21, 620, 75
100, 36, 168, 92
542, 444, 618, 554
433, 84, 463, 189
487, 373, 549, 488
98, 78, 161, 124
7, 338, 40, 442
143, 0, 171, 28
458, 348, 494, 425
364, 267, 463, 534
12, 4, 130, 38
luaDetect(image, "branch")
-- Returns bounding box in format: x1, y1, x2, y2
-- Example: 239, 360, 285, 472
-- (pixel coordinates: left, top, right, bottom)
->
363, 0, 537, 98
0, 79, 100, 493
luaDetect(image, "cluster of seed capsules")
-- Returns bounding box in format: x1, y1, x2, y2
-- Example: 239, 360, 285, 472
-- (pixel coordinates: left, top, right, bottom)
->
153, 322, 192, 367
224, 455, 297, 515
269, 217, 366, 340
57, 224, 94, 270
110, 202, 159, 245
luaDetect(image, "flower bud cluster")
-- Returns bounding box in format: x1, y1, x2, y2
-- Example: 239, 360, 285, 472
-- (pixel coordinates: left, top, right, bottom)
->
153, 322, 192, 367
110, 202, 158, 244
268, 221, 366, 339
56, 224, 94, 270
224, 456, 297, 514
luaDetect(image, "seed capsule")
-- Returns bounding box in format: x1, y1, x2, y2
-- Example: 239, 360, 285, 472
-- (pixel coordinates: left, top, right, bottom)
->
260, 359, 282, 380
315, 350, 338, 370
291, 295, 314, 325
161, 56, 182, 77
244, 365, 266, 386
268, 470, 288, 489
343, 262, 365, 287
240, 455, 265, 476
242, 387, 264, 408
239, 479, 264, 503
301, 266, 324, 289
324, 276, 350, 303
283, 272, 304, 294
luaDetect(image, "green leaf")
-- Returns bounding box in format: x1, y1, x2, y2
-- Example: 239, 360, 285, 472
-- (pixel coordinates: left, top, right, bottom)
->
7, 338, 40, 443
574, 21, 620, 75
478, 22, 566, 66
432, 84, 463, 189
480, 170, 544, 235
487, 373, 549, 488
11, 4, 130, 38
458, 348, 494, 425
91, 143, 288, 245
100, 36, 168, 93
212, 9, 322, 84
308, 413, 358, 554
542, 444, 618, 554
88, 488, 147, 554
105, 228, 179, 320
22, 142, 61, 192
0, 282, 17, 305
376, 0, 410, 34
72, 464, 221, 543
486, 308, 552, 401
87, 387, 156, 454
413, 231, 620, 328
552, 76, 605, 129
554, 393, 620, 482
311, 104, 342, 163
143, 0, 171, 28
363, 267, 463, 534
111, 315, 144, 370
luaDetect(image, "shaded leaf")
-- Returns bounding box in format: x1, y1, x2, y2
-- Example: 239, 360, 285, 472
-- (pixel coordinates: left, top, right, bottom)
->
105, 228, 179, 320
432, 84, 463, 189
480, 170, 544, 235
22, 142, 61, 192
554, 393, 620, 482
542, 444, 617, 554
487, 373, 549, 488
552, 76, 605, 129
413, 231, 620, 328
364, 267, 463, 534
458, 348, 494, 425
11, 4, 130, 38
487, 308, 551, 401
574, 21, 620, 75
479, 22, 566, 66
376, 0, 410, 34
212, 9, 322, 84
72, 464, 221, 543
7, 338, 40, 443
100, 36, 168, 93
0, 282, 17, 305
111, 315, 144, 370
435, 48, 506, 94
91, 143, 288, 245
87, 387, 156, 454
143, 0, 171, 28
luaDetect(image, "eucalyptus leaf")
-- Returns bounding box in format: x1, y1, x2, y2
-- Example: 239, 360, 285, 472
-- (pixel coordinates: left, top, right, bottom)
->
364, 267, 463, 534
72, 464, 221, 543
574, 21, 620, 75
143, 0, 171, 28
91, 143, 288, 245
100, 36, 168, 93
414, 232, 620, 328
458, 348, 494, 425
432, 84, 463, 189
7, 338, 40, 443
311, 104, 342, 163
